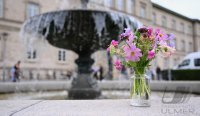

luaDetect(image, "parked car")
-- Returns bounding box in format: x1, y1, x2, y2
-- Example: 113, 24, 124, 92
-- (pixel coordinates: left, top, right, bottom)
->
174, 52, 200, 69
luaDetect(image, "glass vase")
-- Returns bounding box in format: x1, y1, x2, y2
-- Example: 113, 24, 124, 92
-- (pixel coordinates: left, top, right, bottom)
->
130, 68, 151, 107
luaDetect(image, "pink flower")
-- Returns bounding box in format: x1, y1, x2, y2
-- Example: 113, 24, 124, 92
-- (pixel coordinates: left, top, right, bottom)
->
126, 35, 134, 45
123, 44, 142, 62
111, 40, 118, 48
155, 29, 168, 41
160, 45, 176, 57
120, 28, 134, 42
147, 27, 153, 37
114, 59, 122, 70
106, 47, 110, 52
147, 50, 155, 60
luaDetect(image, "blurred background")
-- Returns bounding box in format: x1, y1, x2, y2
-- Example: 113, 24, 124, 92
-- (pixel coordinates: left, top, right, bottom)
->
0, 0, 199, 100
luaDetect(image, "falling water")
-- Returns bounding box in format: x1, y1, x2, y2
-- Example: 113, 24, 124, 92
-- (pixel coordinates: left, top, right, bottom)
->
20, 10, 142, 54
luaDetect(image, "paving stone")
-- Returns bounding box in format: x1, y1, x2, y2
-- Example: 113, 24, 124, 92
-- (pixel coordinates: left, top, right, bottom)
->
0, 98, 200, 116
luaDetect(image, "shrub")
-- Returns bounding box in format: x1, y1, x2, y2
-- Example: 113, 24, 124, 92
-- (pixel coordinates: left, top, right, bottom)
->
161, 69, 200, 80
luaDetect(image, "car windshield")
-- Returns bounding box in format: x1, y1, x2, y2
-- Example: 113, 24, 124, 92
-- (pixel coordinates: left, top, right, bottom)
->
179, 59, 190, 67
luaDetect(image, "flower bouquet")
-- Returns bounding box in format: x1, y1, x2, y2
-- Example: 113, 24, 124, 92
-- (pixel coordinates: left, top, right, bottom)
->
107, 27, 175, 106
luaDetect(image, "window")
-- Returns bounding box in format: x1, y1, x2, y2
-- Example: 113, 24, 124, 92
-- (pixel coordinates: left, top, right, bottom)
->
189, 42, 193, 52
180, 22, 184, 33
152, 12, 156, 24
27, 50, 37, 59
172, 38, 177, 48
58, 50, 66, 61
27, 3, 39, 18
0, 0, 3, 17
104, 0, 113, 7
179, 59, 190, 67
0, 37, 2, 60
116, 0, 124, 11
171, 19, 176, 30
187, 25, 192, 34
174, 38, 179, 50
162, 16, 167, 27
140, 2, 146, 18
194, 59, 200, 66
181, 40, 185, 52
127, 0, 134, 13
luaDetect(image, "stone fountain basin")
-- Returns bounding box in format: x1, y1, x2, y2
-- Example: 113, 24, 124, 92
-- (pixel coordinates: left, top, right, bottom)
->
20, 10, 142, 99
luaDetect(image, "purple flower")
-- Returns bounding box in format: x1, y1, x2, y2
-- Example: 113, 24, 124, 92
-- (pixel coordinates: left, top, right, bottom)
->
147, 50, 155, 60
123, 44, 142, 62
165, 34, 175, 47
114, 59, 122, 70
167, 34, 175, 40
168, 40, 175, 48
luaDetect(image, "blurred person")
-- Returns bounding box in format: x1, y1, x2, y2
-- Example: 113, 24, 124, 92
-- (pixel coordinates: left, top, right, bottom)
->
156, 66, 162, 80
99, 65, 104, 81
11, 66, 16, 82
11, 61, 21, 82
91, 65, 104, 81
119, 66, 128, 80
91, 66, 100, 80
146, 67, 153, 80
152, 68, 156, 80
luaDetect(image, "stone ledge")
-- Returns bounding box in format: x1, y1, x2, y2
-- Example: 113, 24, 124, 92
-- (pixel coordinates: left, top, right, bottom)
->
0, 81, 199, 93
0, 98, 200, 116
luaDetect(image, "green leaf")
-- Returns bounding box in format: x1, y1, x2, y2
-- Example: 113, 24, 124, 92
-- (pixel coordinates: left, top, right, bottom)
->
134, 31, 140, 38
127, 61, 137, 67
109, 45, 116, 56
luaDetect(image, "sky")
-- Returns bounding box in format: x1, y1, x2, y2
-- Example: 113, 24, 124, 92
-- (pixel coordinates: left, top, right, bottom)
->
151, 0, 200, 20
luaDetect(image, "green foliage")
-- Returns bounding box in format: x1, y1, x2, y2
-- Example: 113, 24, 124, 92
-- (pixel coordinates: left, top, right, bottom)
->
162, 69, 200, 80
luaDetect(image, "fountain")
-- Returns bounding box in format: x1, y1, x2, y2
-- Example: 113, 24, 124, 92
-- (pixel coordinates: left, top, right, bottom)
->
20, 10, 141, 99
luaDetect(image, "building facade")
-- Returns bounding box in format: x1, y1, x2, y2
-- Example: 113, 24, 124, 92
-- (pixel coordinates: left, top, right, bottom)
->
0, 0, 199, 80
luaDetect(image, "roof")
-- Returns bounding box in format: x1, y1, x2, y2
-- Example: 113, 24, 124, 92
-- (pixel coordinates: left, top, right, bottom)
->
152, 3, 200, 23
184, 52, 200, 59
